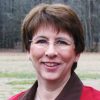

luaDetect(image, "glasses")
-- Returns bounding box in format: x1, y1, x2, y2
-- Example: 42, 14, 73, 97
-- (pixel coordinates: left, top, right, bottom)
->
29, 38, 75, 50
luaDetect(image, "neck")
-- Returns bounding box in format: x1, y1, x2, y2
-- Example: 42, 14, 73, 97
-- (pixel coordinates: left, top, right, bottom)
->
36, 73, 71, 100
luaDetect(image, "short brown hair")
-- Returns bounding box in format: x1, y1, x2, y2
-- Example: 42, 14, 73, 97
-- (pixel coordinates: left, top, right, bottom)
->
22, 3, 85, 53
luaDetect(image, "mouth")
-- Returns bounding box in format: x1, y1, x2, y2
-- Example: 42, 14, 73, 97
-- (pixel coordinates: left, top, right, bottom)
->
41, 61, 62, 72
41, 62, 61, 67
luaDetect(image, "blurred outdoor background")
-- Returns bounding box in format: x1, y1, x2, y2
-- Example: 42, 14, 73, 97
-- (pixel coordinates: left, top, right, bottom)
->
0, 0, 100, 100
0, 0, 100, 52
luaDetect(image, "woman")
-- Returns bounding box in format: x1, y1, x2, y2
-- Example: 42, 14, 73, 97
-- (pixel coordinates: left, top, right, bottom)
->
9, 3, 100, 100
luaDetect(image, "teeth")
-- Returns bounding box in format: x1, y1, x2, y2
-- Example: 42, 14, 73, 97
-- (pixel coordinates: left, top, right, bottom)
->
44, 62, 59, 67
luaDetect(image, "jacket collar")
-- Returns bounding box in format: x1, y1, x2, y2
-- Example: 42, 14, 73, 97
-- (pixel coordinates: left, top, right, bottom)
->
19, 72, 83, 100
55, 72, 83, 100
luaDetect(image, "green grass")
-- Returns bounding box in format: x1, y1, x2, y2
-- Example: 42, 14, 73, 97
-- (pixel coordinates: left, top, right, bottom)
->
77, 72, 100, 80
7, 79, 35, 85
0, 71, 100, 80
0, 72, 35, 78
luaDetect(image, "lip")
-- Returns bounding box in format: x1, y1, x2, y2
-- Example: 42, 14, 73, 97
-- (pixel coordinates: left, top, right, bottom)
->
42, 62, 61, 67
41, 62, 61, 71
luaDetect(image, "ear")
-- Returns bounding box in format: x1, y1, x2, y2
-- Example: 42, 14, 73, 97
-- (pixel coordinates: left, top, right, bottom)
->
75, 53, 80, 62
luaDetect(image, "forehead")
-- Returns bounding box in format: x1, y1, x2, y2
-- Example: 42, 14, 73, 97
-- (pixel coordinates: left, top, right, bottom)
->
35, 24, 72, 36
32, 25, 74, 42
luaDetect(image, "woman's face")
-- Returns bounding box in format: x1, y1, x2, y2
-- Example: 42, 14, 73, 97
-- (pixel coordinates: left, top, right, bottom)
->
29, 26, 80, 81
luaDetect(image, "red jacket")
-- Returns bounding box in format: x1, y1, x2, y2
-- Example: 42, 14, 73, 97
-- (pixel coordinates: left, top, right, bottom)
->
8, 73, 100, 100
81, 86, 100, 100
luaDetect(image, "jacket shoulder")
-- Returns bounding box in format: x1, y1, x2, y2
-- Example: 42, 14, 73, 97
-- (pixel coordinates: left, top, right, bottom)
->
81, 86, 100, 100
8, 91, 26, 100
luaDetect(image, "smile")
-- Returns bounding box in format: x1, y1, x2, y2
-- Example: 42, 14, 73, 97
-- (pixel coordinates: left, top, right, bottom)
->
41, 62, 61, 67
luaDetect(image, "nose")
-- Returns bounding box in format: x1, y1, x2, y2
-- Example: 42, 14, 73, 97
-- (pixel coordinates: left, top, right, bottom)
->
45, 43, 58, 58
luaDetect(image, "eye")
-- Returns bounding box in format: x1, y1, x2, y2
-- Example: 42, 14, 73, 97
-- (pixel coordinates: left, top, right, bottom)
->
56, 40, 70, 45
35, 39, 48, 44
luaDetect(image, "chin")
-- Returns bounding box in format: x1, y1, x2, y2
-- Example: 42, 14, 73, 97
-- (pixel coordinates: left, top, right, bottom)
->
41, 73, 60, 81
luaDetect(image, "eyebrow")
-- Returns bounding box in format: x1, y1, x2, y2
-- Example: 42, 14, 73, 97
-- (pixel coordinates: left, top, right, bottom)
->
34, 36, 48, 40
56, 37, 74, 43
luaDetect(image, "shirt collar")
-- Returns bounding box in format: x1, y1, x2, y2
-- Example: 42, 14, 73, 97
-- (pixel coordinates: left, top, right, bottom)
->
55, 72, 83, 100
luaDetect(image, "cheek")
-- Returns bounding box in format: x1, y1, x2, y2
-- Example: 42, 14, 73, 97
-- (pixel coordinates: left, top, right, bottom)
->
60, 48, 76, 62
29, 46, 44, 61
